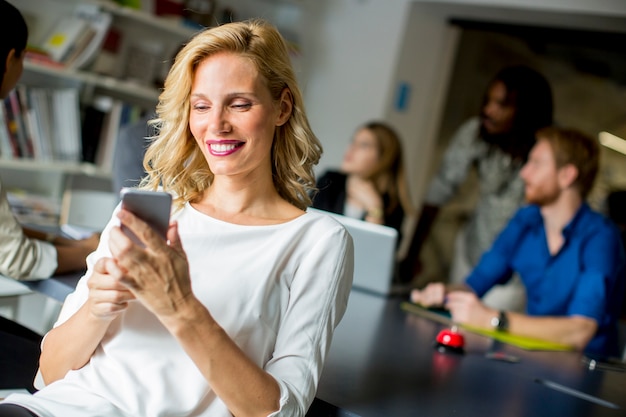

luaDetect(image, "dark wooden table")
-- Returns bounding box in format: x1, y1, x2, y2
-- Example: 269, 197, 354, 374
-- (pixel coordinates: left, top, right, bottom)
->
18, 277, 626, 416
315, 289, 625, 417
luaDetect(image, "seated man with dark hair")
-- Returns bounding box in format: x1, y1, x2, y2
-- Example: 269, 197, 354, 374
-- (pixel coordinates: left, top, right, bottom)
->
412, 126, 625, 357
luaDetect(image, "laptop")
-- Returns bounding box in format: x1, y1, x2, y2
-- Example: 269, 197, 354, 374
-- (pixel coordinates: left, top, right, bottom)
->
308, 208, 398, 296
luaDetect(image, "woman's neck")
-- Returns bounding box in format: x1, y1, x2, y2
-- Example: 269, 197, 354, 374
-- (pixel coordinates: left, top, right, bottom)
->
192, 175, 300, 225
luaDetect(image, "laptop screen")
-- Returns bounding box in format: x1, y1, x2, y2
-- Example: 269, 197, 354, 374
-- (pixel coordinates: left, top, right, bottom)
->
308, 208, 398, 295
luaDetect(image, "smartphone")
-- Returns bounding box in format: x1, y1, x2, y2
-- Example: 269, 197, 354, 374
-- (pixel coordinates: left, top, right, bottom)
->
120, 188, 172, 246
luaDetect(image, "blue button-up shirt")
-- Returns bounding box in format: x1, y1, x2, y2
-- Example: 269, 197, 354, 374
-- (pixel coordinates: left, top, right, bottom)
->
466, 203, 625, 356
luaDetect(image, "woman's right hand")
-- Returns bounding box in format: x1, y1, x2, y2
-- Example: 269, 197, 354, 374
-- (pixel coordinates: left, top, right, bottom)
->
40, 257, 136, 384
410, 282, 446, 307
87, 257, 136, 320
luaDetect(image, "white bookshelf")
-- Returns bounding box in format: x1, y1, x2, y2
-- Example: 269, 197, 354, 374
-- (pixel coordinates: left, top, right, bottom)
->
22, 61, 160, 108
3, 0, 306, 198
1, 0, 198, 197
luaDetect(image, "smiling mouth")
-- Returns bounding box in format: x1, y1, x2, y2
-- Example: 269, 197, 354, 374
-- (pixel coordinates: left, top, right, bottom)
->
207, 141, 244, 155
211, 143, 239, 152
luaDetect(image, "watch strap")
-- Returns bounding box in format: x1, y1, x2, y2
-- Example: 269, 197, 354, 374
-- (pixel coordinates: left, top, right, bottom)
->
490, 310, 509, 332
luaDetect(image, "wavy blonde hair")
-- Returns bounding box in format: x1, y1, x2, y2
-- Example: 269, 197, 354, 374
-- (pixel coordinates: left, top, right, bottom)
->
141, 19, 322, 210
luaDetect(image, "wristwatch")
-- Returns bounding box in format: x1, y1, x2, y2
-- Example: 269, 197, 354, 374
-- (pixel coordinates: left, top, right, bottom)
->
490, 310, 509, 332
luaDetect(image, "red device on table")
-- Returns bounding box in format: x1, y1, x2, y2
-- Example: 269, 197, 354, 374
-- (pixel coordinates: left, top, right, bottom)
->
434, 326, 465, 354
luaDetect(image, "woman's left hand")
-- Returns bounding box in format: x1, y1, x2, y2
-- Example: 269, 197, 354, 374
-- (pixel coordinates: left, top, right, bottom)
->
108, 209, 194, 319
346, 176, 382, 209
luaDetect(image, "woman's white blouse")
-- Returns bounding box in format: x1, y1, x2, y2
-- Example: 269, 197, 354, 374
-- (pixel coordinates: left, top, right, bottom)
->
5, 204, 354, 417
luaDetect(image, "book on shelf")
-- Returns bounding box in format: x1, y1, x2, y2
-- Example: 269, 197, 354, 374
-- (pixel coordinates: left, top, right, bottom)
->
0, 106, 18, 159
63, 27, 97, 68
27, 88, 55, 161
41, 16, 92, 64
81, 96, 145, 172
51, 88, 82, 162
81, 103, 107, 164
94, 98, 124, 171
15, 85, 44, 161
24, 47, 65, 69
39, 4, 112, 69
0, 85, 82, 164
2, 91, 33, 159
1, 86, 150, 169
68, 4, 113, 70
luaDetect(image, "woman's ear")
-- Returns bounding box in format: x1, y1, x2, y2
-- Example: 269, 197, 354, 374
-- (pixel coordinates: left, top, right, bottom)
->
275, 88, 293, 127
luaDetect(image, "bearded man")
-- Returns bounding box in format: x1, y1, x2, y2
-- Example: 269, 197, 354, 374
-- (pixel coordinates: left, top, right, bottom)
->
411, 127, 625, 357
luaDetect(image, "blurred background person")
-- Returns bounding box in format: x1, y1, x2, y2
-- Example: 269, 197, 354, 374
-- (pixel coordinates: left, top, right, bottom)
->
0, 0, 98, 282
400, 65, 553, 313
0, 0, 98, 363
312, 121, 413, 240
411, 126, 625, 357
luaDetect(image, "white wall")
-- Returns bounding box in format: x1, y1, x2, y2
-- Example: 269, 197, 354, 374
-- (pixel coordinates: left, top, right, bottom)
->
382, 3, 460, 207
421, 0, 626, 17
302, 0, 412, 176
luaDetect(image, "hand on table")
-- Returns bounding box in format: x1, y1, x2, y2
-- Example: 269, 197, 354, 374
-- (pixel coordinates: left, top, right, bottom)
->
411, 284, 496, 329
410, 282, 446, 307
444, 291, 496, 329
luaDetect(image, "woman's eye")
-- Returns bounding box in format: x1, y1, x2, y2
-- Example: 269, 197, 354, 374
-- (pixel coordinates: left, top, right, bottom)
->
232, 102, 252, 110
192, 103, 209, 111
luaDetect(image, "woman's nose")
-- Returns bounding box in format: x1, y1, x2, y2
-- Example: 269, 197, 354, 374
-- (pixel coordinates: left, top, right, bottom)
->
208, 108, 231, 134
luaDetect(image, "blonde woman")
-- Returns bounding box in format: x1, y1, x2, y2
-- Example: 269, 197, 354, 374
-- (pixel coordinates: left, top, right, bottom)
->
1, 19, 353, 417
312, 121, 413, 239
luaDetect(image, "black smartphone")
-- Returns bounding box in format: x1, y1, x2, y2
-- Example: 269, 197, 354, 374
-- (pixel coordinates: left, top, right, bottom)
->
120, 188, 172, 246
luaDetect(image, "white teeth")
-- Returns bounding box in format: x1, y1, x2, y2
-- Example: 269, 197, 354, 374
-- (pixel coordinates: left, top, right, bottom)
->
210, 143, 237, 152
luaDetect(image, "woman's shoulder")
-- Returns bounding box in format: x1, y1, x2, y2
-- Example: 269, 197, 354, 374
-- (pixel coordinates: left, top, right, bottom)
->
303, 208, 350, 236
304, 207, 344, 225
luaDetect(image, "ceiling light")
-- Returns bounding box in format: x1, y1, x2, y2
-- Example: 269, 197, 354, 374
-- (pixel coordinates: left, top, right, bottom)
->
599, 131, 626, 156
